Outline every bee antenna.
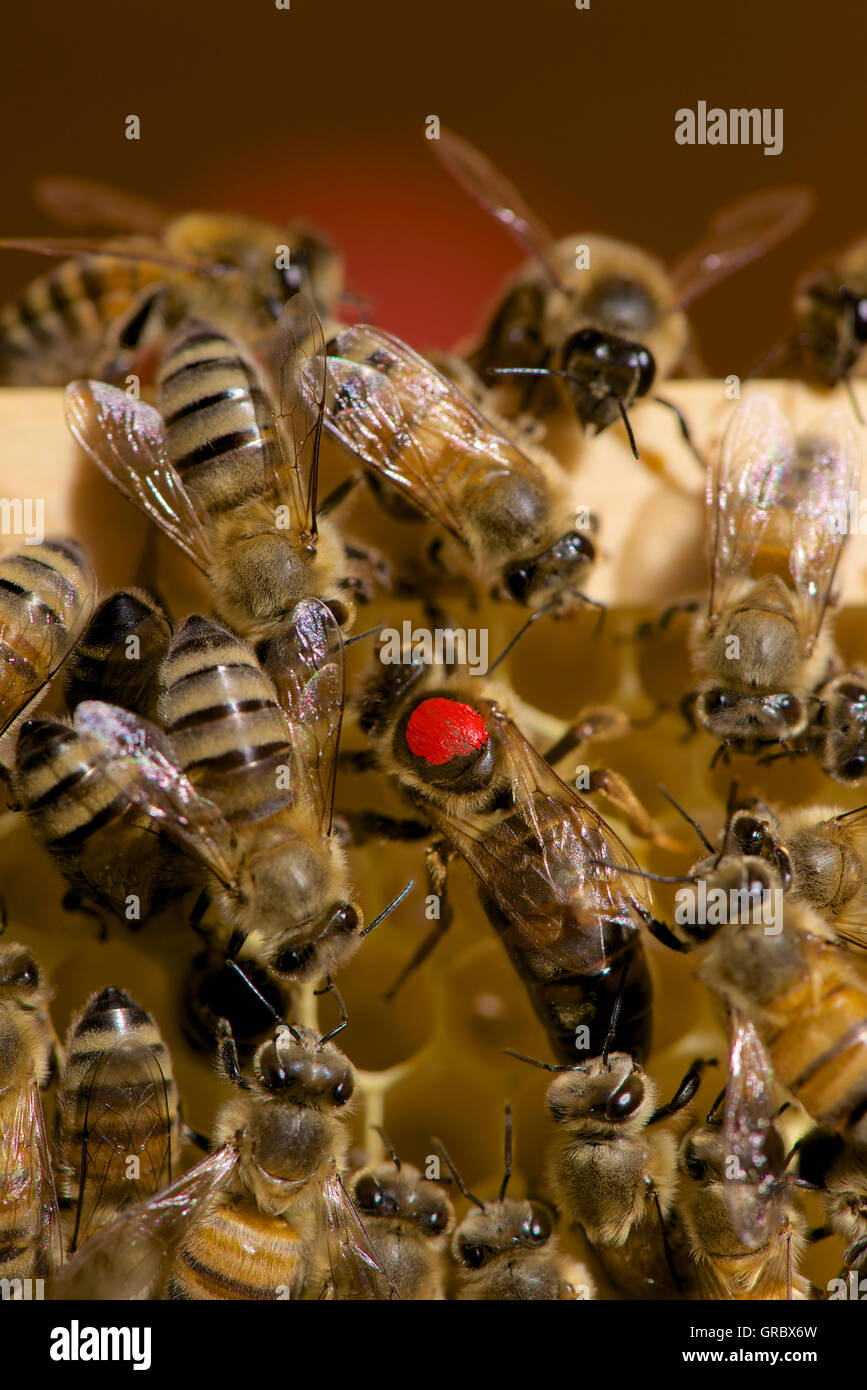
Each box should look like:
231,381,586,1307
503,1048,577,1072
432,1137,485,1210
225,960,302,1040
714,780,741,871
658,786,714,853
833,802,867,824
360,878,414,936
590,857,694,885
318,978,349,1044
372,1125,401,1170
487,600,559,675
499,1102,512,1202
601,964,629,1068
706,1085,727,1124
345,622,386,648
615,398,640,461
0,892,6,938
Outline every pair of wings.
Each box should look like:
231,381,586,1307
324,325,541,552
0,566,96,738
1,1076,63,1278
432,127,813,307
67,1034,176,1255
706,394,860,644
718,1008,795,1295
65,296,326,574
422,703,652,965
52,1147,397,1301
65,606,344,891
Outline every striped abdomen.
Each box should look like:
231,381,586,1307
158,615,293,828
14,716,174,918
157,320,279,519
54,986,180,1249
0,254,167,385
167,1195,313,1300
762,935,867,1146
64,588,172,721
0,539,94,735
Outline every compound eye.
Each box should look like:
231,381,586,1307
684,1144,707,1181
422,1203,449,1235
522,1204,551,1244
604,1071,646,1120
568,326,610,363
257,1042,289,1090
272,944,314,978
353,1174,384,1212
776,695,802,726
843,754,867,782
506,563,534,602
10,962,38,990
459,1242,487,1270
331,1072,354,1107
324,599,350,628
329,902,358,936
735,817,765,855
703,690,734,715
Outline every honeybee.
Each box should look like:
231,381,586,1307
348,1135,455,1299
512,1049,712,1299
0,174,342,385
0,538,95,745
53,986,181,1253
687,394,859,755
357,652,663,1064
0,940,63,1281
52,1020,397,1300
792,237,867,391
696,898,867,1147
811,668,867,785
432,128,811,443
65,301,373,645
324,326,596,613
676,1022,807,1300
13,703,196,925
64,588,172,721
718,798,867,950
796,1131,867,1286
434,1113,594,1300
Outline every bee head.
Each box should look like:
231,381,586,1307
558,326,656,431
253,1025,355,1110
546,1053,652,1131
503,530,595,609
453,1198,553,1270
693,688,807,745
817,676,867,785
351,1164,454,1241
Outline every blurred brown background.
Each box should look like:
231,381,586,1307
2,0,866,369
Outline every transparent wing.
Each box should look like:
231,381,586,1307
32,176,169,236
707,394,795,620
0,235,208,276
319,1171,399,1300
72,700,239,890
722,1010,787,1250
326,326,528,541
262,599,345,833
423,704,648,966
789,411,860,645
1,1077,63,1277
432,128,563,284
51,1143,238,1300
0,568,95,737
264,294,327,534
65,380,213,573
671,186,814,307
69,1036,175,1253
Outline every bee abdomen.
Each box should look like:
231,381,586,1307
64,589,172,718
167,1198,310,1300
159,617,290,818
14,718,131,852
157,322,277,516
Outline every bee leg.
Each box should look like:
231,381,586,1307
338,809,430,846
60,887,111,941
188,888,212,939
383,840,455,1000
643,914,691,954
543,704,631,766
646,1179,685,1294
585,767,687,853
635,601,700,642
317,470,365,518
214,1017,252,1090
182,1122,211,1153
648,1057,717,1124
653,395,705,470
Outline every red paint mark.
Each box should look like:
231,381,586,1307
405,698,489,766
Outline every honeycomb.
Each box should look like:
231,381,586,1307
1,378,865,1298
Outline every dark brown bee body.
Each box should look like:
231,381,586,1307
53,985,180,1251
0,538,95,737
64,588,172,720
